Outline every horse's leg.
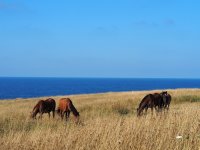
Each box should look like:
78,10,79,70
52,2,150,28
160,105,164,117
52,110,55,118
159,105,162,113
154,106,157,112
157,106,160,112
48,112,50,119
167,104,170,111
65,111,70,121
163,105,166,114
67,111,70,118
161,104,164,112
65,112,67,121
165,104,169,113
155,106,158,112
145,107,148,115
39,112,43,119
61,111,64,120
151,106,154,115
158,106,162,115
155,106,159,116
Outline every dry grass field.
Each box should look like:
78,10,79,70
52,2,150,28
1,89,200,150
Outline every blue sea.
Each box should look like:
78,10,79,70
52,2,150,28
0,77,200,99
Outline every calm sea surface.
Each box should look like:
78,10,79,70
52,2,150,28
0,77,200,99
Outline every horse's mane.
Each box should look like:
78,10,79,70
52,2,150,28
139,94,151,106
142,94,151,100
32,100,44,111
69,101,79,117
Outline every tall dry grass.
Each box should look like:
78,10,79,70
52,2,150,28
0,89,200,150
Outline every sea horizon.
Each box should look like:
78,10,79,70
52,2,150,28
1,76,200,79
1,77,200,100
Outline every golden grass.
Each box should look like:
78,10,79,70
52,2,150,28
1,89,200,150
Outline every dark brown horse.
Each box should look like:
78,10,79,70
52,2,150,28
57,98,79,122
31,98,56,119
137,94,155,116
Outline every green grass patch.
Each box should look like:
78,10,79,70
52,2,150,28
173,95,200,104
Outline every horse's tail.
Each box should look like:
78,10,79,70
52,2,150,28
69,101,79,117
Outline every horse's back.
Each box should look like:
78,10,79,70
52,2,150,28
45,98,56,109
58,98,71,112
46,98,56,103
143,94,154,102
153,93,162,99
39,98,56,112
33,100,44,110
153,93,163,104
139,94,154,108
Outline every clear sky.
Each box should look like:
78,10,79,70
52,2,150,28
0,0,200,78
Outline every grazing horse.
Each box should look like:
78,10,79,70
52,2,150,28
57,98,80,122
31,98,56,119
137,94,155,116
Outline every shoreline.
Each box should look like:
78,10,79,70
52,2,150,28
1,88,199,101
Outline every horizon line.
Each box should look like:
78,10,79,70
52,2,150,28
0,76,200,79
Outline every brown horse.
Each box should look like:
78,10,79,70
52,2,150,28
137,94,155,116
57,98,79,122
31,98,56,119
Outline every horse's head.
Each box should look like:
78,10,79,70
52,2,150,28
73,112,80,123
30,111,35,119
75,111,80,117
160,91,168,97
136,108,141,116
30,109,37,119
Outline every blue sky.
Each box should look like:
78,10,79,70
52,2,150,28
0,0,200,78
